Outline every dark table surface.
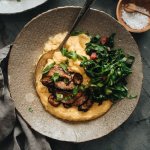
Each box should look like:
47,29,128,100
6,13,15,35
0,0,150,150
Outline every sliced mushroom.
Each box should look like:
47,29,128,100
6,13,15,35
73,94,88,106
47,65,71,80
48,94,60,107
62,98,75,104
78,99,93,112
73,73,83,85
41,77,52,86
73,92,83,100
63,103,72,108
55,90,75,104
55,81,75,90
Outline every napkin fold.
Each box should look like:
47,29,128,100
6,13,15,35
0,45,52,150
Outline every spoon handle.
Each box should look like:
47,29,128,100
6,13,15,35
58,0,96,50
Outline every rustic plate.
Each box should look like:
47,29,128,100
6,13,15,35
8,7,143,142
0,0,47,14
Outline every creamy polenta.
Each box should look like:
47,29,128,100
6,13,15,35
35,33,113,121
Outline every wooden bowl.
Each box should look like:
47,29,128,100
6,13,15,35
116,0,150,33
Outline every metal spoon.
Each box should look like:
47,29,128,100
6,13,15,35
37,0,96,66
124,3,150,17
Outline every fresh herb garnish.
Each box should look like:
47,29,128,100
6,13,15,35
63,96,72,101
73,86,79,96
42,62,55,74
127,94,137,99
61,48,78,60
77,55,88,61
61,48,88,61
28,107,33,113
51,73,60,82
79,84,86,91
59,62,68,72
56,93,64,101
64,78,70,84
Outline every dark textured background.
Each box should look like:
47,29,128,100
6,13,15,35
0,0,150,149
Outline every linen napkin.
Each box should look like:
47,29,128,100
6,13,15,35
0,45,52,150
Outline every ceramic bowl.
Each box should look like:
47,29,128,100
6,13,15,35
8,6,143,142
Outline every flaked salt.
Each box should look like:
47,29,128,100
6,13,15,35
121,6,150,29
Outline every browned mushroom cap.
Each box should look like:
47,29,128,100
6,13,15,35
54,90,75,104
62,98,75,104
63,103,72,108
73,94,88,106
41,76,52,86
73,73,83,85
47,65,71,80
55,81,75,90
48,94,60,107
78,99,93,112
73,92,83,100
63,92,83,108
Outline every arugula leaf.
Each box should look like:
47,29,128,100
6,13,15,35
110,84,128,100
42,62,55,74
51,73,60,82
59,62,68,72
77,55,88,61
86,43,107,55
61,47,68,56
61,48,88,61
105,88,112,95
90,35,100,43
79,33,135,102
68,51,78,60
61,48,78,60
107,33,116,48
126,55,135,67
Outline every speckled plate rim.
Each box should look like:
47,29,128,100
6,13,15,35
0,0,48,15
8,6,143,142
